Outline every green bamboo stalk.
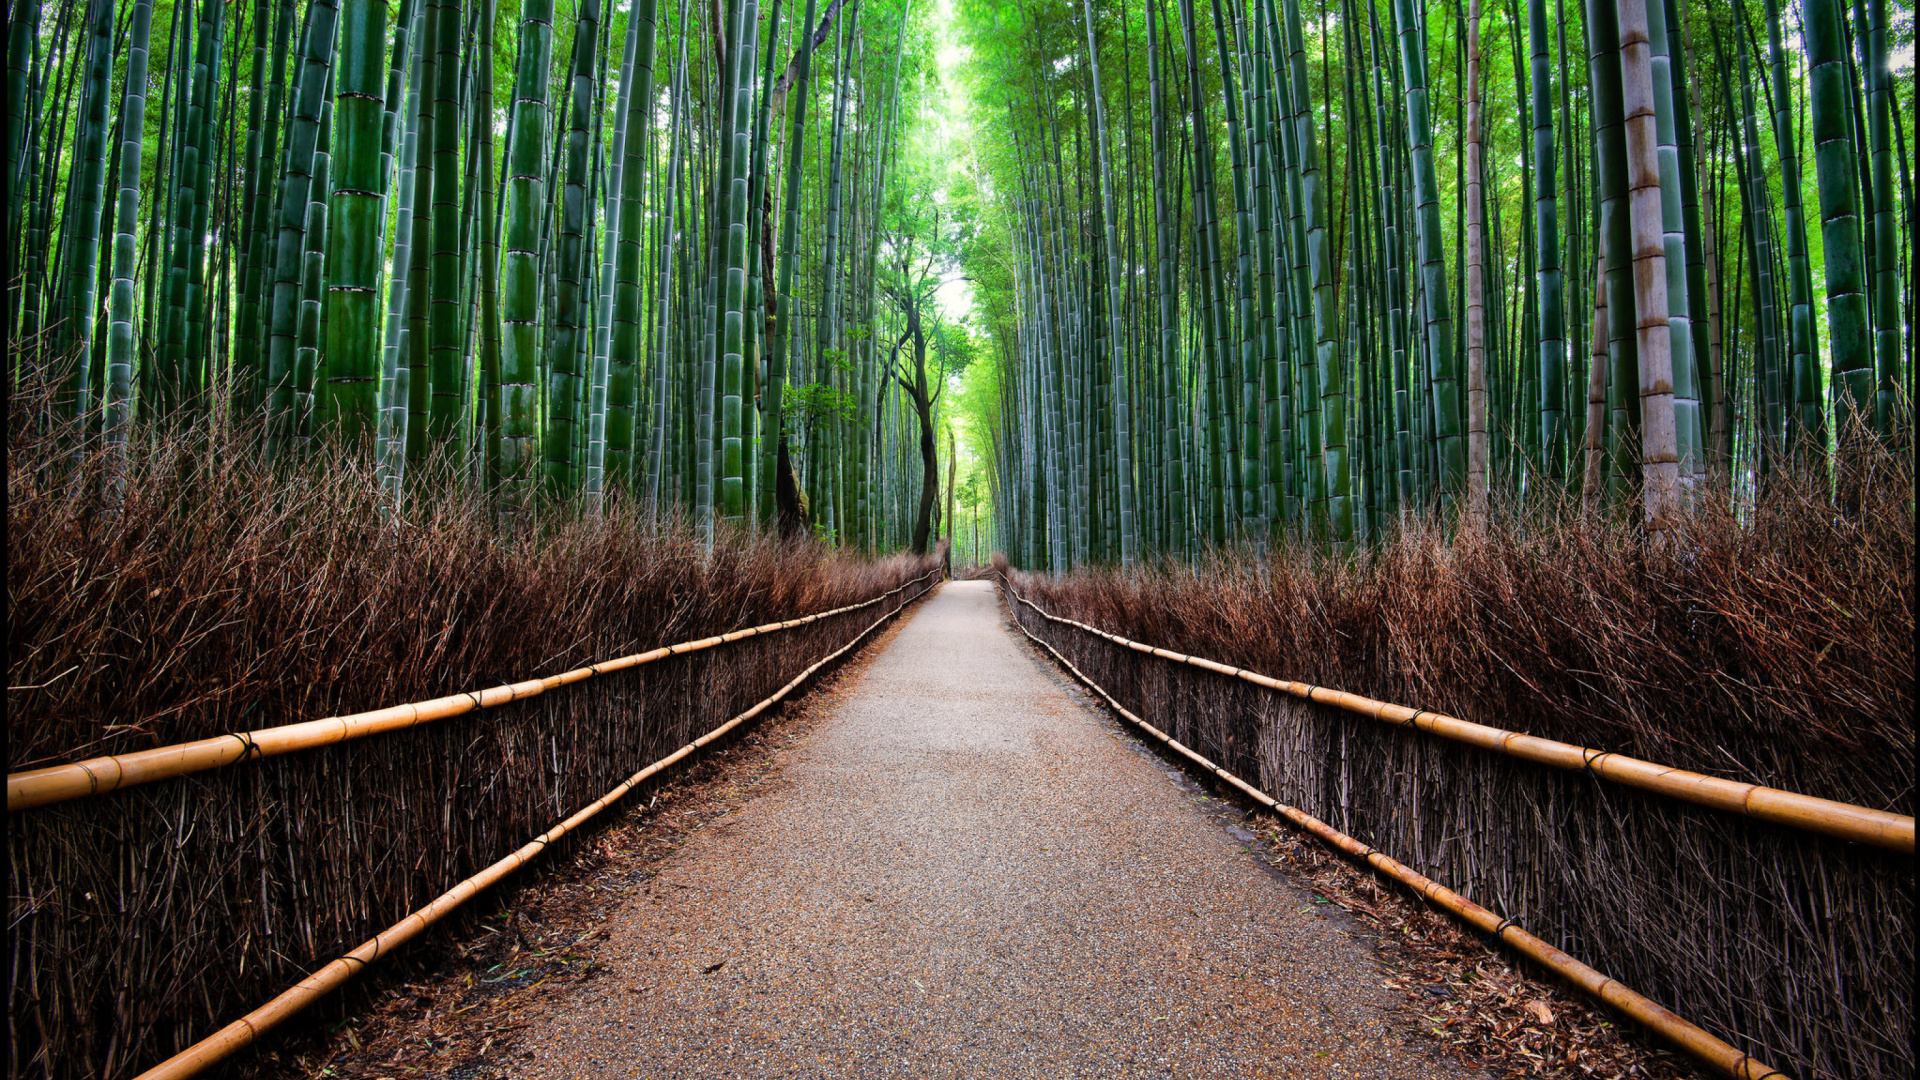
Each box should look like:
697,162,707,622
1587,0,1638,510
1283,0,1348,548
104,0,153,456
20,5,68,364
1208,0,1255,538
584,3,640,512
183,0,227,391
610,0,661,488
1393,0,1461,510
1083,0,1135,565
811,2,852,535
1665,0,1708,489
294,91,335,448
761,0,823,528
231,0,272,413
1763,0,1822,454
475,0,500,489
647,11,690,505
243,0,294,406
402,0,436,463
720,0,754,523
377,0,426,504
543,0,601,496
741,0,782,529
265,0,342,451
1863,0,1900,436
1805,0,1872,452
2,0,37,340
1146,0,1186,560
1529,0,1563,483
1251,0,1289,532
60,0,112,420
321,0,391,439
497,0,555,511
427,0,464,446
159,0,210,405
1178,0,1230,545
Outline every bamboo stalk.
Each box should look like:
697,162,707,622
1005,592,1784,1080
1001,580,1913,854
8,570,942,812
128,572,941,1080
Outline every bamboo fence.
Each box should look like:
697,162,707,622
1000,576,1911,1079
1002,586,1913,853
8,575,941,813
8,564,939,1079
1008,597,1781,1080
127,570,941,1080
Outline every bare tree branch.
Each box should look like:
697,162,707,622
766,0,856,125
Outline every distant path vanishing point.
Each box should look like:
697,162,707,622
516,580,1469,1079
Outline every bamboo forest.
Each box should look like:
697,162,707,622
6,0,1912,1075
4,0,1915,558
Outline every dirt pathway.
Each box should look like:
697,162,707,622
512,580,1468,1079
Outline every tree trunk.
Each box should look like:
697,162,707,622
909,315,939,556
776,432,811,539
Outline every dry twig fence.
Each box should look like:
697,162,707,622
8,575,940,812
8,567,940,1080
1000,576,1912,1080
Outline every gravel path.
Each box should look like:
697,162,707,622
516,580,1470,1079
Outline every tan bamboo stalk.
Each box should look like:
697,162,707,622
1617,0,1680,529
129,573,941,1080
1001,581,1914,854
1464,0,1489,528
1582,254,1610,515
1007,605,1782,1080
9,571,943,812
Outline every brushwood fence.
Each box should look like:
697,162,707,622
1001,577,1912,1080
8,564,938,1080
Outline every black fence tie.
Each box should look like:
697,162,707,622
1483,914,1524,949
1581,748,1614,783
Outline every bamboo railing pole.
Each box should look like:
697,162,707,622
9,570,942,813
1005,594,1783,1080
130,574,941,1080
998,583,1912,854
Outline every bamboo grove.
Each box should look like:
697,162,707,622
3,0,985,553
953,0,1915,569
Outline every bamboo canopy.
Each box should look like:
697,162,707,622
8,571,942,813
1004,581,1913,854
127,572,940,1080
1006,580,1783,1080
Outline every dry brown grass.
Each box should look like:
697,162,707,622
7,385,937,1079
1000,453,1913,1079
